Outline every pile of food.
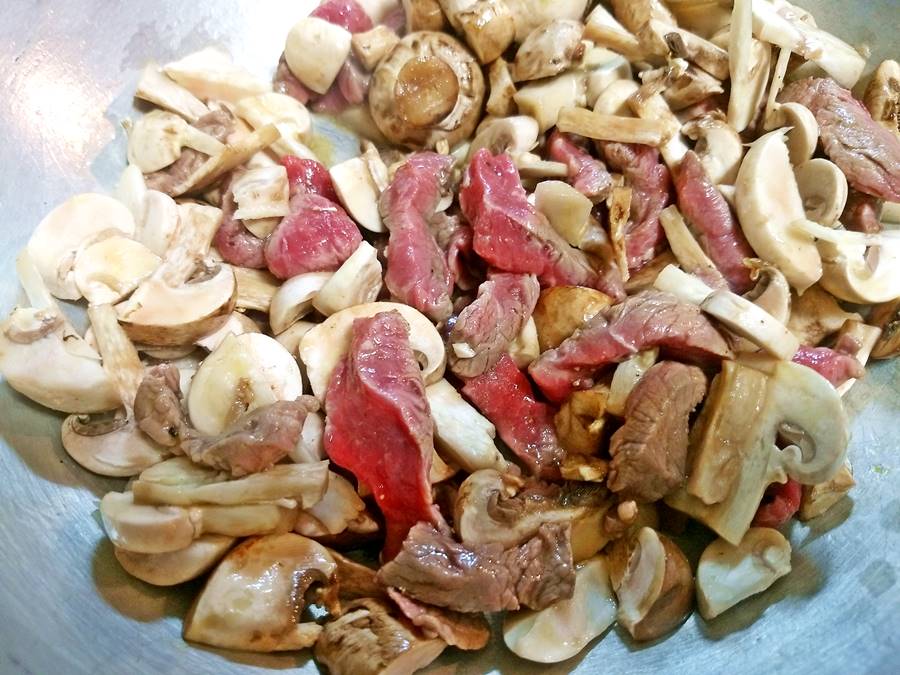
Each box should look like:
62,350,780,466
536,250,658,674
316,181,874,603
2,0,899,671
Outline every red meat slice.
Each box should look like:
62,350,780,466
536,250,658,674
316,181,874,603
842,190,883,234
599,142,673,272
675,151,755,293
460,150,623,299
311,0,373,33
462,354,565,477
780,78,900,202
265,192,362,279
381,152,456,321
547,131,612,202
753,479,802,528
281,156,339,202
430,212,476,290
792,345,864,388
213,187,266,269
529,290,732,402
324,311,443,560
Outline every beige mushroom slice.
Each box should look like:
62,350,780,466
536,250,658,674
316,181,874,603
609,0,675,34
508,316,540,368
534,180,594,248
611,527,694,641
268,274,331,336
164,47,271,104
114,534,235,586
658,206,727,288
132,458,329,508
728,0,772,133
558,107,675,148
607,348,659,417
425,379,507,473
799,461,855,520
369,31,485,149
139,190,180,256
504,556,617,663
697,527,792,620
135,62,209,123
683,114,744,185
330,157,385,233
0,253,119,413
655,265,800,360
73,236,161,305
231,165,290,221
486,58,517,117
744,260,792,325
312,242,384,317
514,72,586,133
439,0,515,64
295,472,367,537
115,164,148,226
26,193,136,300
229,266,278,314
187,332,303,435
751,0,865,88
402,0,447,32
640,20,730,81
468,115,539,163
184,534,336,652
506,0,589,42
512,19,584,82
627,91,689,170
100,490,298,554
300,302,446,400
593,78,639,118
735,129,822,293
788,285,861,347
667,358,849,544
667,0,732,39
583,4,644,62
764,102,820,166
233,92,316,160
315,598,447,674
275,321,318,359
127,110,225,174
195,311,260,352
352,25,400,71
793,158,848,227
581,46,633,108
864,59,900,136
291,410,326,464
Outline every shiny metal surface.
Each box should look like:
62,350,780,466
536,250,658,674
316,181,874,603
0,1,897,673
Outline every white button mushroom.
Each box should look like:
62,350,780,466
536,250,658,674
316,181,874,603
268,273,332,336
231,165,290,221
508,0,590,43
735,129,822,293
728,0,773,133
683,114,745,185
486,58,517,117
793,158,848,227
187,332,304,435
439,0,515,65
697,527,792,620
299,302,446,401
135,62,210,123
194,311,260,352
607,348,659,417
329,157,385,233
515,72,586,133
503,556,617,663
798,461,856,521
275,320,318,357
290,410,326,464
138,190,180,257
233,92,316,160
533,180,593,247
114,164,148,226
114,534,235,586
73,236,161,305
163,47,271,104
284,17,353,95
295,472,367,537
312,242,384,317
593,78,640,117
507,316,540,368
512,19,585,82
351,25,401,71
764,102,820,166
127,110,225,174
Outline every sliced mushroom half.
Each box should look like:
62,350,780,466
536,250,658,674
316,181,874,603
764,102,820,166
794,158,848,227
163,47,271,104
127,110,225,174
114,534,235,586
73,235,161,305
312,242,384,317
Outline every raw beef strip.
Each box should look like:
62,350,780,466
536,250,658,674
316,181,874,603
213,187,266,269
312,0,373,32
547,130,613,201
281,156,339,201
753,479,802,528
792,345,864,388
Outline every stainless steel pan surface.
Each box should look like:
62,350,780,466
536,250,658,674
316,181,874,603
0,1,897,673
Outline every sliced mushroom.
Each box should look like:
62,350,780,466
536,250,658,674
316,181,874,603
184,534,336,651
534,180,593,248
233,92,316,160
558,107,675,148
611,527,694,641
73,236,161,305
164,47,271,104
115,164,148,226
864,59,899,137
486,58,517,117
291,410,326,464
312,242,383,317
683,113,744,185
735,129,821,293
403,0,447,32
658,206,727,289
607,348,659,417
798,461,855,520
793,159,848,227
594,78,640,116
314,598,447,675
231,165,289,221
667,358,849,544
697,527,792,620
187,332,303,435
728,0,772,133
26,193,136,300
609,0,675,34
508,316,539,368
195,311,260,352
425,379,507,473
233,266,280,313
275,320,317,359
514,72,586,133
352,25,401,71
299,302,446,400
330,156,385,233
640,20,730,81
583,4,644,62
627,91,689,170
114,534,235,586
532,285,612,351
787,285,861,347
369,31,485,149
127,110,225,174
135,62,209,123
269,273,332,336
745,259,792,325
764,102,820,166
554,385,609,455
581,46,633,108
507,0,590,43
512,19,584,82
504,556,617,663
139,190,180,257
468,115,539,162
439,0,515,65
295,472,367,537
284,17,353,95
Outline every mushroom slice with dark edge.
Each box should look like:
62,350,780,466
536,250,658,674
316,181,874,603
314,598,447,675
369,31,485,149
184,534,337,651
114,534,235,586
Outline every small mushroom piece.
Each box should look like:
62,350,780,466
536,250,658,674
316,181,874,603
764,102,820,166
232,266,279,313
115,164,148,226
508,316,540,368
627,91,689,170
369,31,485,149
439,0,515,65
514,72,586,133
284,18,353,95
611,527,694,641
788,285,861,347
195,311,260,352
114,534,235,586
864,59,900,136
593,78,640,117
312,242,384,316
583,4,644,62
139,190,180,256
640,20,730,81
486,58,517,117
581,46,633,108
512,19,585,82
798,461,855,520
300,302,446,400
184,534,336,652
735,129,822,293
330,157,385,233
73,236,161,305
314,598,447,675
187,333,303,435
402,0,447,32
425,379,507,473
269,273,332,335
727,0,772,133
233,92,315,160
532,285,613,351
230,166,290,221
558,107,675,148
697,527,792,620
295,472,367,537
683,113,744,185
135,62,209,123
609,0,675,34
534,180,593,248
607,349,659,417
127,110,225,174
658,206,727,289
163,47,271,104
870,298,900,359
507,0,590,43
554,384,609,456
793,158,848,227
26,193,136,300
352,25,401,72
468,115,539,162
291,410,326,464
503,556,618,663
